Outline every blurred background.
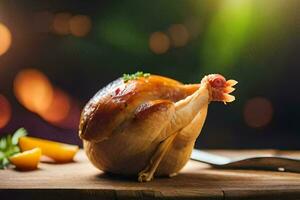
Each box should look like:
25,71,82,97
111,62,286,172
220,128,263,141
0,0,299,149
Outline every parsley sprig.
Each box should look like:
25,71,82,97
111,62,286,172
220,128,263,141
123,71,150,83
0,128,28,169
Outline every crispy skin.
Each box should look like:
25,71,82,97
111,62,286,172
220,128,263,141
79,75,198,142
79,74,236,180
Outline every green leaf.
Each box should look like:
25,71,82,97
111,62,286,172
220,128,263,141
0,157,10,169
0,138,7,150
11,146,20,154
0,161,4,169
12,128,28,145
122,71,151,83
2,157,9,168
6,135,12,149
0,128,29,169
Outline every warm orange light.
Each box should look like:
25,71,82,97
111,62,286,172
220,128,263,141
149,32,170,54
14,69,53,114
0,94,12,129
13,69,77,129
168,24,189,47
59,101,81,129
244,97,273,128
69,15,92,37
52,12,72,35
0,23,12,56
41,88,71,123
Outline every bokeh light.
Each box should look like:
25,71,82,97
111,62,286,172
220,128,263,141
201,0,253,72
168,24,189,47
40,88,71,123
13,69,77,129
0,23,12,56
244,97,273,128
14,69,54,114
0,0,297,149
69,15,92,37
52,12,72,35
149,32,170,54
58,101,81,129
0,95,12,129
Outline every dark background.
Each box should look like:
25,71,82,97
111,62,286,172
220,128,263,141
0,0,299,149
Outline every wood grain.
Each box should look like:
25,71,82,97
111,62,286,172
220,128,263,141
1,150,300,200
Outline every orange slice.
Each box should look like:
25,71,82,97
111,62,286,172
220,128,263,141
19,136,79,163
9,148,41,170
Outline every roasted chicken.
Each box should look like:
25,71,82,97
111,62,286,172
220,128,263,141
79,73,237,182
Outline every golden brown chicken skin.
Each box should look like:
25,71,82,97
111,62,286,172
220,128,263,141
79,74,237,182
79,75,198,142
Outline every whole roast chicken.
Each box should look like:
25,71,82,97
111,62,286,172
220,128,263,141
79,72,237,182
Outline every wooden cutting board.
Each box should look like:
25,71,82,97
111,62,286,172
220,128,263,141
1,150,300,200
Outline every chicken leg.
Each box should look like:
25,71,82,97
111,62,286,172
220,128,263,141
138,133,177,182
138,83,210,182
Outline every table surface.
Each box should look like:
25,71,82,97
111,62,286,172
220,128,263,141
1,149,300,200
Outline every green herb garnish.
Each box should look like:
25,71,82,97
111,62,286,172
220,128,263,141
0,128,28,169
123,71,151,83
